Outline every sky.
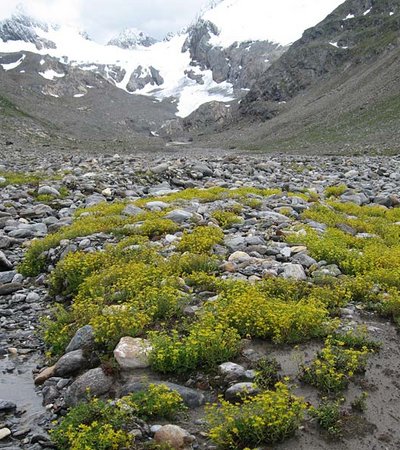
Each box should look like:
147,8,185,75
0,0,211,42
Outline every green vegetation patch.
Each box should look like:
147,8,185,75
0,171,63,187
300,334,373,394
206,382,306,449
51,384,186,450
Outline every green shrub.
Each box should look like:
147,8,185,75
209,281,332,344
149,318,241,374
71,261,186,348
50,397,133,450
206,382,306,449
310,399,343,438
171,253,220,275
351,392,368,412
120,384,187,420
254,357,281,390
138,218,179,238
41,304,75,356
301,337,372,393
324,184,347,198
0,171,63,187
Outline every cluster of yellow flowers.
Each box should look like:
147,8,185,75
51,385,185,450
211,210,243,229
206,382,307,449
301,336,372,393
177,226,224,253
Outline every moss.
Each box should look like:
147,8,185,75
0,171,63,187
324,184,348,198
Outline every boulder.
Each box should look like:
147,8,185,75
64,368,114,407
281,263,307,280
154,425,195,450
225,382,260,402
113,337,152,370
65,325,95,353
54,349,89,377
165,209,193,223
218,362,246,381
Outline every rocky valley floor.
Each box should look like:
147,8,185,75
1,146,400,450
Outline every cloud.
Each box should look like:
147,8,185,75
0,0,210,42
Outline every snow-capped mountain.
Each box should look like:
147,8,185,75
0,0,346,117
107,28,157,49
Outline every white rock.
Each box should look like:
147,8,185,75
281,263,307,280
228,251,251,262
154,424,195,449
102,188,112,197
219,362,246,379
38,185,60,196
0,428,11,440
113,337,152,369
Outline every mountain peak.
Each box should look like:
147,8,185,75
107,28,157,49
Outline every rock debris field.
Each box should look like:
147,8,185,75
1,147,400,450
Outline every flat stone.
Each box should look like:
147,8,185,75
0,283,22,296
165,209,193,223
151,163,169,174
35,366,56,386
225,382,260,402
0,271,16,284
38,186,60,197
225,236,246,251
0,400,17,412
122,204,144,217
258,211,289,225
114,337,152,370
145,201,169,211
291,253,317,268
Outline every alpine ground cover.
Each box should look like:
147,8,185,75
20,186,395,448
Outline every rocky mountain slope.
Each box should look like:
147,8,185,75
0,0,345,133
186,0,400,153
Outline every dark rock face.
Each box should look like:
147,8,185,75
183,100,233,132
126,65,165,92
239,0,400,119
0,13,56,50
182,19,285,88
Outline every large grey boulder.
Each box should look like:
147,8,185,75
65,368,114,406
65,325,95,353
54,349,89,377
